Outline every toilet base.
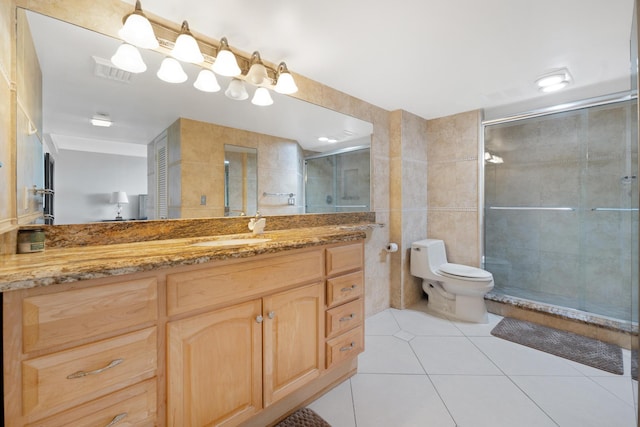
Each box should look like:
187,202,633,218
422,281,489,323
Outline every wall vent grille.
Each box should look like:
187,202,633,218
92,56,133,83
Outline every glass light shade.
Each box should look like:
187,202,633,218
157,57,188,83
193,69,221,92
118,5,158,49
251,87,273,106
246,62,268,85
225,78,249,100
212,50,241,76
111,43,147,73
172,32,204,63
274,70,298,94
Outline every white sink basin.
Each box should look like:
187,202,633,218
191,238,271,247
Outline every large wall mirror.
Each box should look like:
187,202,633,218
18,9,373,224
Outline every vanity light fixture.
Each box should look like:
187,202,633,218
157,57,188,83
225,78,249,100
274,62,298,94
193,69,221,92
251,87,274,106
172,21,204,63
535,68,572,93
91,114,113,127
118,0,158,49
246,51,269,85
110,43,147,73
212,37,241,76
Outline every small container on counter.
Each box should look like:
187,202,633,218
17,229,46,253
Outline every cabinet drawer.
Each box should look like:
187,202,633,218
326,271,363,308
326,243,363,277
23,278,158,353
325,326,364,369
22,327,157,419
167,249,323,316
26,379,157,427
326,298,363,339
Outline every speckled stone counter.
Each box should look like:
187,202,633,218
0,224,375,292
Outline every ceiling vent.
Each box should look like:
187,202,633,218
92,56,133,83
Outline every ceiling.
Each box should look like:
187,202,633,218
121,0,636,120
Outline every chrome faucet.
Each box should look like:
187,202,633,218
248,211,266,235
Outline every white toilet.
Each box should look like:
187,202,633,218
410,239,494,323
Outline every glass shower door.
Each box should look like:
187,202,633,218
484,99,638,326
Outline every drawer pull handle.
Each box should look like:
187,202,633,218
105,412,128,427
268,311,276,319
66,358,124,379
339,313,355,322
256,315,264,323
341,285,357,292
340,341,356,352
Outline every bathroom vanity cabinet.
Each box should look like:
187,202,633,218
2,239,365,427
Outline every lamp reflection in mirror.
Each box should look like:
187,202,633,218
118,0,158,49
251,87,273,106
157,57,188,83
111,43,147,73
274,62,298,94
110,191,129,220
172,21,204,63
246,51,268,85
194,69,221,92
225,78,249,100
212,37,241,76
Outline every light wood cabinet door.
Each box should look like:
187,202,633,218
263,282,324,406
167,299,263,427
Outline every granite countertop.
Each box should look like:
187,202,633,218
0,225,371,292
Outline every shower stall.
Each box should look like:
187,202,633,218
483,97,638,329
305,147,370,213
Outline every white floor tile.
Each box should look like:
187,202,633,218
590,376,637,407
512,375,637,427
351,374,455,427
357,335,425,374
307,380,356,427
364,309,400,335
470,336,584,376
448,312,503,337
431,375,557,427
410,336,503,375
390,307,463,337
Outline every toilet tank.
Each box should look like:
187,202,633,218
410,239,448,278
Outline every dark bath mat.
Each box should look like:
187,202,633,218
274,408,332,427
632,349,637,381
491,317,623,375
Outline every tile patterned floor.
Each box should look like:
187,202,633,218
308,300,638,427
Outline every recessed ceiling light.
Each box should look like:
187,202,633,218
535,68,572,93
91,114,112,127
318,137,329,142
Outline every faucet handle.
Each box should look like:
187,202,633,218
255,210,262,219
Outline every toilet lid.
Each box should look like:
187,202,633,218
438,263,493,280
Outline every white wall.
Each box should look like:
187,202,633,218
54,150,147,224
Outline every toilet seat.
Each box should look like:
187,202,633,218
437,263,493,281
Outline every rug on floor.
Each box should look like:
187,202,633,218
274,408,331,427
491,317,623,375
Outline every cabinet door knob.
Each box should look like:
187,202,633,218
66,358,124,379
256,315,264,323
105,412,128,427
268,311,276,319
